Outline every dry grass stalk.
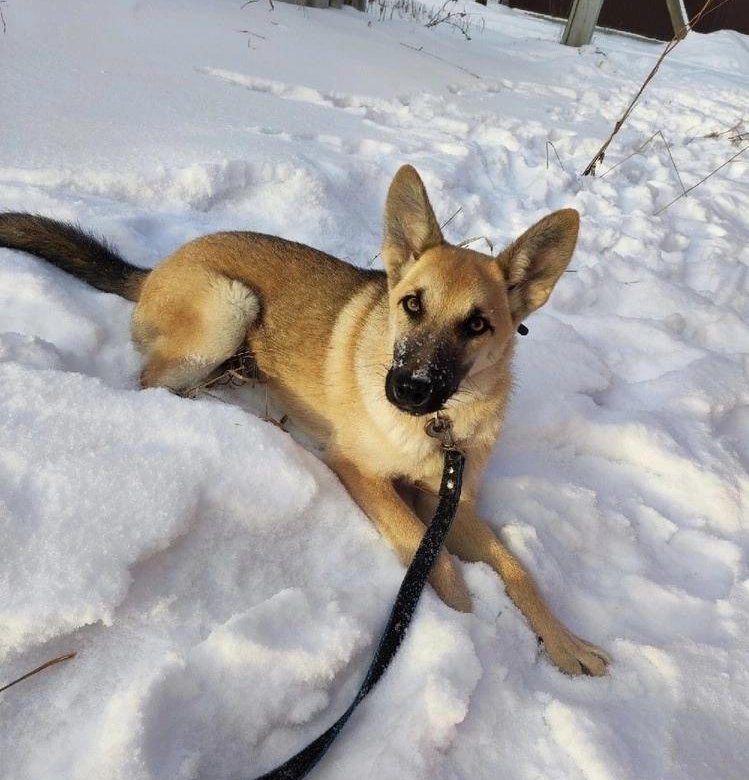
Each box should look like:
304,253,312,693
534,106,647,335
370,0,483,38
398,42,482,80
601,129,687,195
458,235,495,253
546,141,566,172
184,349,289,430
424,0,484,40
367,206,463,267
237,28,268,49
184,349,263,398
371,0,427,23
655,144,747,215
0,653,77,694
704,120,747,145
581,0,733,176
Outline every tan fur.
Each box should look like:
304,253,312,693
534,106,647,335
1,166,609,676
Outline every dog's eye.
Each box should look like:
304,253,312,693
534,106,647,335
465,315,490,337
402,294,422,316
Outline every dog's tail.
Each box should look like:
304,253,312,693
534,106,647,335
0,213,149,301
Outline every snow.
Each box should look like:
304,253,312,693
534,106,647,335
1,1,748,779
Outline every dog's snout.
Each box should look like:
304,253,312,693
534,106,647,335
391,371,432,409
385,366,446,415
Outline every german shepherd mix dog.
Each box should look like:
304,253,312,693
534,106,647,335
0,166,609,675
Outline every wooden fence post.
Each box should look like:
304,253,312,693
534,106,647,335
561,0,604,47
665,0,689,38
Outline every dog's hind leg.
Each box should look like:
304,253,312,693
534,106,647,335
133,273,260,392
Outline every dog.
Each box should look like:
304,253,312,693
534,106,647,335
0,165,609,675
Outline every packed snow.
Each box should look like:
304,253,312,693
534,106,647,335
1,1,748,779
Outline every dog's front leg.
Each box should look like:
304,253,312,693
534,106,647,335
451,501,609,675
328,454,472,613
416,494,609,676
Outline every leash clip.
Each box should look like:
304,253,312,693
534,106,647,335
425,412,460,452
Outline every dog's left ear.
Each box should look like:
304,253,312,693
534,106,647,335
497,208,579,324
382,165,443,286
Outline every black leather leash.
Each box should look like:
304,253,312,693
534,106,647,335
255,415,465,780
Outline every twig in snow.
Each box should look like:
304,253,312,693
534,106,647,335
458,235,494,254
370,0,428,24
366,206,464,267
264,385,288,430
655,145,747,215
545,141,566,172
0,2,7,34
704,119,747,146
705,120,742,139
440,206,463,231
0,653,77,694
658,131,687,195
242,0,274,9
601,129,686,196
399,42,482,80
424,0,483,41
183,350,288,428
183,349,263,397
237,28,267,48
238,29,267,40
581,0,731,176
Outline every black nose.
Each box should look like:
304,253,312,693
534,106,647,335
390,370,432,410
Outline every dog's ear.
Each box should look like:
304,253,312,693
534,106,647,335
497,209,579,324
382,165,443,285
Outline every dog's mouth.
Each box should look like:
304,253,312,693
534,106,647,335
384,366,458,416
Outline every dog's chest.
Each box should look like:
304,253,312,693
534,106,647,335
356,414,444,483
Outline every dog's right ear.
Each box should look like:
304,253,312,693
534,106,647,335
382,165,443,286
496,208,579,325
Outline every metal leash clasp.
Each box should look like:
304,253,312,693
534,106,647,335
425,411,460,452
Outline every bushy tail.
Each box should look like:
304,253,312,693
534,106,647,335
0,213,149,301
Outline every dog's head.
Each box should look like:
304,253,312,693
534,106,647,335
381,165,579,416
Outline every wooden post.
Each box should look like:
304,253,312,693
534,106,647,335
665,0,689,39
561,0,604,47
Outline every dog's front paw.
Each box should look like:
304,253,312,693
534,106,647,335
541,624,610,677
430,553,473,613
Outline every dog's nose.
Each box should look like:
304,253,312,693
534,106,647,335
391,371,432,409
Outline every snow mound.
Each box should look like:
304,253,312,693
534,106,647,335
1,1,748,779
